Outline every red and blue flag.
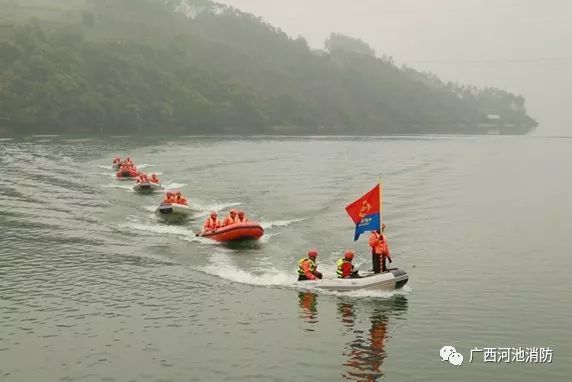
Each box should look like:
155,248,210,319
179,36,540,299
345,184,382,241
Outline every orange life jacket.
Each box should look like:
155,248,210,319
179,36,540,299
204,217,220,230
369,232,390,256
175,196,187,205
223,215,238,226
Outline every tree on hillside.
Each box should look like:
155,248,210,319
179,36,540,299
324,33,376,56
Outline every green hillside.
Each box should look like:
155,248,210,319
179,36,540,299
0,0,538,135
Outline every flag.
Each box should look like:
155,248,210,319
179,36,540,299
345,184,382,241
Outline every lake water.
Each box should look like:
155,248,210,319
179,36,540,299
1,135,570,381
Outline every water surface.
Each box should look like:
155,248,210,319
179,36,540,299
1,135,570,381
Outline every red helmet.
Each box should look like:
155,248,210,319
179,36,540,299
344,251,354,260
308,249,318,258
210,211,217,217
238,210,245,217
230,209,237,215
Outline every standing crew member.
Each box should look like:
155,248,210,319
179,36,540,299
368,224,391,273
336,250,359,278
297,249,323,281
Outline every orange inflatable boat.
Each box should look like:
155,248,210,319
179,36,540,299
197,222,264,242
116,169,139,179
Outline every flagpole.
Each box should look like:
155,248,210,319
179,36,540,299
377,176,383,231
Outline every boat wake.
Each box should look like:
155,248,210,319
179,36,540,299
97,172,120,178
258,233,279,243
102,183,133,190
120,222,194,237
143,205,158,212
260,217,307,230
163,182,186,190
191,201,242,217
199,259,295,287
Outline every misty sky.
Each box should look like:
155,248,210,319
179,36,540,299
219,0,572,135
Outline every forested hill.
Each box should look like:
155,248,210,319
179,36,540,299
0,0,537,136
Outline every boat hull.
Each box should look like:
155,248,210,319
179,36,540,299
154,203,193,223
198,222,264,242
301,269,408,292
155,203,192,215
133,182,163,193
116,170,138,180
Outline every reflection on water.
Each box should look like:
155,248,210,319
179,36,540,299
298,293,408,381
298,292,319,329
340,296,408,381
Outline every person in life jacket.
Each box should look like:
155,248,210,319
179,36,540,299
163,192,175,204
150,174,160,184
297,249,323,281
117,165,130,177
113,156,121,164
203,211,221,231
368,224,391,273
174,192,188,205
222,209,238,226
336,250,360,278
236,210,247,223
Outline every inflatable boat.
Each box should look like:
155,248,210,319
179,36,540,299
301,269,408,292
133,181,163,193
197,222,264,242
116,169,139,180
155,202,192,221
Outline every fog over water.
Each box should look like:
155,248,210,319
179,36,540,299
220,0,572,135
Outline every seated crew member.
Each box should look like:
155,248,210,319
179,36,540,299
203,211,221,231
113,156,121,164
297,249,323,281
163,192,175,204
150,174,160,184
174,192,188,205
222,209,238,227
236,210,247,223
336,250,360,278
